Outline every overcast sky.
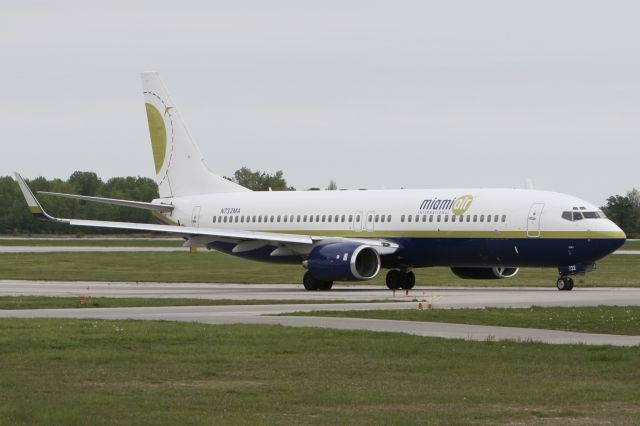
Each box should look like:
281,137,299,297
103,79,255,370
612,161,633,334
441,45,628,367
3,1,638,205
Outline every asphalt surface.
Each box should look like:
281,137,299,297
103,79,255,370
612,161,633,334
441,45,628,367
1,281,640,346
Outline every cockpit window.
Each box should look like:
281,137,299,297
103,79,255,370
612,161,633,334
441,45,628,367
562,210,604,221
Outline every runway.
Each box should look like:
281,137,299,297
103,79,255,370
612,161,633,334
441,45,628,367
1,281,639,346
1,302,639,347
2,280,640,307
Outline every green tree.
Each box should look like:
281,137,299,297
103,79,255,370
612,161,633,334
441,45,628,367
228,167,295,191
602,188,640,238
68,171,102,196
3,173,161,235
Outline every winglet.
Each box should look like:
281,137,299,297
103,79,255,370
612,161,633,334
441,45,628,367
14,173,67,223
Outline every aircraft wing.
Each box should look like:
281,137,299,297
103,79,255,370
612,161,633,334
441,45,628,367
38,191,174,212
15,173,398,255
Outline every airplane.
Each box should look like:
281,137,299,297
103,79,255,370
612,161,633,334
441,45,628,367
15,72,626,291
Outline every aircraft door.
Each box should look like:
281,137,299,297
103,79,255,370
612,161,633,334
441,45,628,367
527,203,544,237
191,206,201,227
365,211,375,232
353,211,364,232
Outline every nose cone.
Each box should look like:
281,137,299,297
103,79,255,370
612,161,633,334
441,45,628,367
603,219,626,253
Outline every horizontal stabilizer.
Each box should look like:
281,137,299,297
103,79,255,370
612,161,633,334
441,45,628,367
38,191,174,212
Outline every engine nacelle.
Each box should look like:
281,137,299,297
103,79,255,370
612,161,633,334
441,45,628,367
451,267,519,280
306,243,381,282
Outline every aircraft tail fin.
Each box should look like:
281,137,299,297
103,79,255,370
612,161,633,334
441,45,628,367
141,72,250,198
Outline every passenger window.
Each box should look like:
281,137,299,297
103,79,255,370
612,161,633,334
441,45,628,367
401,215,405,222
444,215,449,222
375,215,379,222
322,215,326,222
341,215,346,222
436,215,441,222
429,215,433,222
277,215,281,222
335,215,339,222
316,215,320,222
236,216,240,223
473,215,478,222
241,216,245,223
213,217,217,223
494,215,498,222
303,215,307,222
501,215,506,222
487,215,491,223
328,215,332,223
349,215,353,222
480,215,484,222
408,215,412,223
452,215,456,222
422,215,427,222
415,215,419,222
309,215,314,223
387,215,391,222
466,215,471,222
380,215,385,223
290,215,294,222
356,215,360,222
283,215,287,223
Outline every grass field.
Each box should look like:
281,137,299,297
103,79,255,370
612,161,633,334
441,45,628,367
290,306,640,335
0,319,638,425
0,296,372,310
0,250,638,286
622,240,640,250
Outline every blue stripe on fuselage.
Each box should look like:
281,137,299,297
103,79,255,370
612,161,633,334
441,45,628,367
208,238,625,269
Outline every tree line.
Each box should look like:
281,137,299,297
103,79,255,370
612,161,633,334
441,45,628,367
1,169,638,237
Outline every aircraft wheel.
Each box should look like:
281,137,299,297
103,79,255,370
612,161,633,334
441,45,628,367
318,280,334,291
386,270,402,290
303,272,319,291
401,271,416,290
566,277,574,290
556,277,573,291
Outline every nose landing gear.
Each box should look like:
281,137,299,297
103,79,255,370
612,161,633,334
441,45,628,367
556,276,574,291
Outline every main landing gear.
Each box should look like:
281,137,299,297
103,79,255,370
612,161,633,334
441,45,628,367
303,271,333,291
386,269,415,290
556,276,574,291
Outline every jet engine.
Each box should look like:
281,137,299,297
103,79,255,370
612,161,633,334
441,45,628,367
450,267,519,279
306,243,380,282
